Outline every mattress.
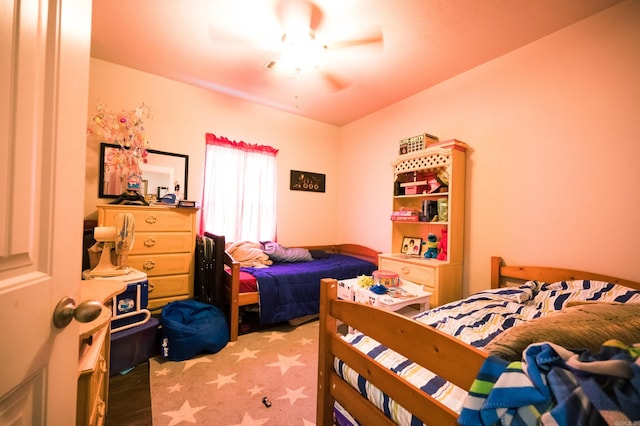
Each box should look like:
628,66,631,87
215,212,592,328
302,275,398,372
239,271,258,293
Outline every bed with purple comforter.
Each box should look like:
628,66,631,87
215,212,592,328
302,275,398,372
242,253,377,325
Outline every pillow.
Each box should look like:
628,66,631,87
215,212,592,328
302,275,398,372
262,241,313,262
532,280,640,312
309,249,330,259
484,303,640,362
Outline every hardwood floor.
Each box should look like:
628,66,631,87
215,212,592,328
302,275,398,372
106,361,153,425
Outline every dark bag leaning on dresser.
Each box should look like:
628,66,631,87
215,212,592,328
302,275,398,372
194,233,225,307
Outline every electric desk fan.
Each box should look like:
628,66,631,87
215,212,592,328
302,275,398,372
88,213,135,277
85,213,151,332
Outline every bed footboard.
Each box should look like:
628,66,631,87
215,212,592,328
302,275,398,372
317,278,487,426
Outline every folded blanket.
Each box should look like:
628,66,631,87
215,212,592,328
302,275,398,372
225,241,272,268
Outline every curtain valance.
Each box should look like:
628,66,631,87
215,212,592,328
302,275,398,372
205,133,278,156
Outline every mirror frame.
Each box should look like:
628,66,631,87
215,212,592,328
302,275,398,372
98,142,189,199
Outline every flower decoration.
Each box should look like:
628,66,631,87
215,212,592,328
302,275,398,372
89,102,152,176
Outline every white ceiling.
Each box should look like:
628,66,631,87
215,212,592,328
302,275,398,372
91,0,624,126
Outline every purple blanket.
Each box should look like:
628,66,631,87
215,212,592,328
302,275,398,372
242,254,377,325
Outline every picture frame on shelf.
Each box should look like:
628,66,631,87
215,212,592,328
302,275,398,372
401,237,422,255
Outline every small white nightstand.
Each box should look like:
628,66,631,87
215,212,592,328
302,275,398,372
339,278,432,315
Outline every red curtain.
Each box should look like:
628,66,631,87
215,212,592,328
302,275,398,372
205,133,279,156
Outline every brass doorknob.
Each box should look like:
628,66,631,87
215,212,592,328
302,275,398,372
52,296,102,329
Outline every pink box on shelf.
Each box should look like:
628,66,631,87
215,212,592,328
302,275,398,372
403,183,427,195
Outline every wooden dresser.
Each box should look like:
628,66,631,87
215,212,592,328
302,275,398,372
97,204,197,313
77,280,125,426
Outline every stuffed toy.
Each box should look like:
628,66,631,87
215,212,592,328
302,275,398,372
437,227,448,260
424,233,438,258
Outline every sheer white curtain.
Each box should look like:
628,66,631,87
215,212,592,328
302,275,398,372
200,134,278,242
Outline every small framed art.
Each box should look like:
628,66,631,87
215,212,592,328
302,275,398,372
290,170,326,193
401,237,422,255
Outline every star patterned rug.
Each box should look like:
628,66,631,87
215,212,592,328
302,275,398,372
149,320,319,426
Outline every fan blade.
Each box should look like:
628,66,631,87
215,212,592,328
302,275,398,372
276,0,324,32
321,71,349,92
325,33,384,49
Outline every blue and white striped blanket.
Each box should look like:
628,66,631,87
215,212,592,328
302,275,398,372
335,280,640,426
459,340,640,425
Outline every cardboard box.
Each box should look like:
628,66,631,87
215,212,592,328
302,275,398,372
337,278,357,301
354,287,380,307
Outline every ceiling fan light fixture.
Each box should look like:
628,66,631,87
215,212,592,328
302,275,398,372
273,28,326,73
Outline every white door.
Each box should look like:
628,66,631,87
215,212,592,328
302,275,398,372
0,0,91,424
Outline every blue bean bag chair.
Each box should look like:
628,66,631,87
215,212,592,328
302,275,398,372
160,299,229,361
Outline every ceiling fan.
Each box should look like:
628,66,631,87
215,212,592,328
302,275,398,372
211,0,384,91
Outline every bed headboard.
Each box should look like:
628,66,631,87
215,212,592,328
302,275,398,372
303,243,380,267
491,256,640,291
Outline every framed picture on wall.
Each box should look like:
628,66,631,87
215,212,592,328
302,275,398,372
290,170,326,193
401,237,422,255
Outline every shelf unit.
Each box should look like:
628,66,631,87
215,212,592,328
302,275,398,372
379,139,467,307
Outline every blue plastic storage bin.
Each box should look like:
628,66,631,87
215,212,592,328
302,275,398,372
110,317,159,375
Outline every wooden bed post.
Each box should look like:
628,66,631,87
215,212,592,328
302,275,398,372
224,252,241,341
490,256,502,288
317,278,338,426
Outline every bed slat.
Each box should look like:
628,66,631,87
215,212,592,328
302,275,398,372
329,373,397,426
317,278,485,426
331,335,459,425
331,299,487,391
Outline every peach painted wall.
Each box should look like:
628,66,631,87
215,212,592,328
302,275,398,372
85,1,639,296
339,0,640,294
85,59,340,246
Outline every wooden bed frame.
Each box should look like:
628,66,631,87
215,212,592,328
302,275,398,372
317,256,640,426
223,243,379,341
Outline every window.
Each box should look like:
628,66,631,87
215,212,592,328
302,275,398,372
201,134,278,242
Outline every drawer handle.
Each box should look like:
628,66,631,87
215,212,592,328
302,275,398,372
145,215,157,224
143,260,156,270
148,282,155,293
401,266,410,274
144,237,156,247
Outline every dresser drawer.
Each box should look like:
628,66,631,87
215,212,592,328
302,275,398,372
379,258,435,287
148,274,191,299
101,208,193,232
77,324,109,426
88,355,107,426
130,232,193,255
128,253,192,276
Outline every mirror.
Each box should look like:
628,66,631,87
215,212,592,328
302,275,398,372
99,143,189,200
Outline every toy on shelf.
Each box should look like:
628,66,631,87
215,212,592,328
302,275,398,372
437,227,448,261
424,233,438,259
